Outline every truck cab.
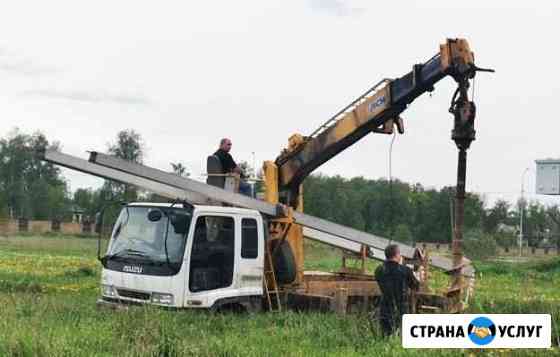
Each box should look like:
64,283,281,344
98,202,265,311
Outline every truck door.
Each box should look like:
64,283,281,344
237,216,264,292
188,214,236,293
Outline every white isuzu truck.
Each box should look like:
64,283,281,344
99,203,269,312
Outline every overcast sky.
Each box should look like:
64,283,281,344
2,0,559,206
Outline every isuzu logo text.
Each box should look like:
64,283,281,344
123,265,143,274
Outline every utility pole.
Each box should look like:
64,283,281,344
252,152,256,180
252,151,257,197
520,167,529,257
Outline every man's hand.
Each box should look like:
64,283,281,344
413,267,426,282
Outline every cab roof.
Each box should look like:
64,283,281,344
127,202,260,216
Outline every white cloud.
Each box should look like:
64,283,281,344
0,48,60,76
21,89,151,105
307,0,365,17
0,0,559,207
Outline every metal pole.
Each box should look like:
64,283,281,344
519,168,529,257
252,151,257,197
448,74,478,310
449,196,455,242
252,152,256,179
452,148,467,295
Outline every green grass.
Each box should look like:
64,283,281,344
0,235,559,356
0,234,102,256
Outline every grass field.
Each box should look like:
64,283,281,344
0,235,559,356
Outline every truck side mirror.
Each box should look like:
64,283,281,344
170,213,190,235
94,210,105,263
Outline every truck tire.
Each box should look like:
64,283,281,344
271,240,297,284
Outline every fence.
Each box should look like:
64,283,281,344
2,219,560,256
0,219,93,236
0,219,18,235
413,242,560,257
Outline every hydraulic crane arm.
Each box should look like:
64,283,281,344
275,39,490,193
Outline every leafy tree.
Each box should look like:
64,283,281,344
303,175,487,244
108,129,144,163
463,230,497,260
72,188,100,217
105,129,145,203
494,231,517,248
79,129,146,228
409,187,454,243
393,224,413,245
0,190,8,218
509,199,551,247
0,129,68,219
546,205,560,249
525,201,547,246
426,188,454,243
170,162,189,177
483,199,510,233
463,191,485,232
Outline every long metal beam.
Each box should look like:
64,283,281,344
89,151,281,217
89,151,414,255
295,211,416,257
303,227,386,261
43,150,210,204
88,150,472,275
303,226,473,277
43,150,472,276
299,211,472,276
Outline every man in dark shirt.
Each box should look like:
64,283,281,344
213,138,252,196
374,244,421,336
214,138,241,174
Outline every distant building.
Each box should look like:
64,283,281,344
497,223,517,235
71,205,85,223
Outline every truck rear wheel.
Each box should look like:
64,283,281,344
270,240,296,284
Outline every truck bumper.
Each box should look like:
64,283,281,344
96,298,131,311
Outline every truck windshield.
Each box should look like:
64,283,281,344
106,206,193,265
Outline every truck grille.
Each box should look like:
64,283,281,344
117,289,151,301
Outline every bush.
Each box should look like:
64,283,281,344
493,231,517,248
64,266,96,278
392,224,412,245
463,230,497,260
0,279,43,293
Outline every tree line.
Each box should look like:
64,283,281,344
0,128,184,223
303,175,559,249
1,128,559,249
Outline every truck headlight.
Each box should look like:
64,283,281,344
151,293,174,305
101,284,116,297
